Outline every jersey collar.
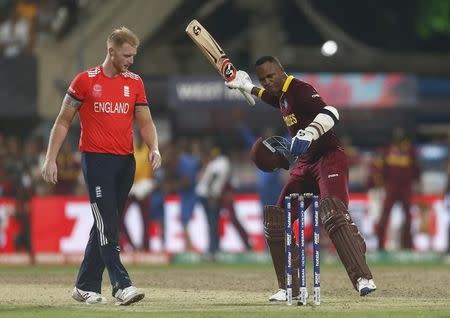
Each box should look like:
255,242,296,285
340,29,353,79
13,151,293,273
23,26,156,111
99,64,124,78
281,75,294,93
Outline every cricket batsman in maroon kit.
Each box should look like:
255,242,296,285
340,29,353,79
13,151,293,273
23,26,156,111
225,56,376,301
377,128,420,250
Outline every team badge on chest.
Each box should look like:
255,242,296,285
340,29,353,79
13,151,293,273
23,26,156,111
124,85,130,97
92,84,102,97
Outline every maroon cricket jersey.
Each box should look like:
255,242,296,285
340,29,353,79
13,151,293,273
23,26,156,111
381,141,419,191
260,76,342,162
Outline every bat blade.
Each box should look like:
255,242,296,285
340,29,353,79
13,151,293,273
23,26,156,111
185,19,255,105
185,19,237,82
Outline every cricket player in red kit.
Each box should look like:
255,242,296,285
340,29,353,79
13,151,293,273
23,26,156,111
42,27,161,305
226,56,376,301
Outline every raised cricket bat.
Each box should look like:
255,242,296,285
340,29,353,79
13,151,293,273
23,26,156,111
185,19,255,106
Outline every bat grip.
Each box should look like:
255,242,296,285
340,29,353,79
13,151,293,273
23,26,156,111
240,89,255,106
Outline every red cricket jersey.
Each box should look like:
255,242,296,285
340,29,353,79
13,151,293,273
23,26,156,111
67,65,148,155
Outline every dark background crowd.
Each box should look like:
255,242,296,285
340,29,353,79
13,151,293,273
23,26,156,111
0,0,449,254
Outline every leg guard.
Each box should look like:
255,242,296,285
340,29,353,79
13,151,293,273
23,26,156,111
320,197,372,290
264,205,299,296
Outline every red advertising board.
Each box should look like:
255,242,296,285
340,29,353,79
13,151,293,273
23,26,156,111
0,194,447,256
31,196,90,252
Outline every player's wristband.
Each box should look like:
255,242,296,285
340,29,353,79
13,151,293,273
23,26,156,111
257,88,265,98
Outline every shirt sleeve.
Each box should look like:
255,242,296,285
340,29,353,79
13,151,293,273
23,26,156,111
136,77,148,106
259,89,280,108
67,72,88,102
295,82,327,113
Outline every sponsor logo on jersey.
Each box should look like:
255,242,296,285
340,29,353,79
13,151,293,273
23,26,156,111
95,186,102,198
87,67,101,78
283,113,297,126
312,94,320,98
282,98,288,109
93,84,102,97
122,71,140,80
328,173,339,178
93,101,130,114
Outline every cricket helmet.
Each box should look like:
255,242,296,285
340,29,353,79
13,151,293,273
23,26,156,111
250,136,297,172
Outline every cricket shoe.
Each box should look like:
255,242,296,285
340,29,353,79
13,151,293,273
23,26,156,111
114,286,145,306
268,289,308,301
357,278,377,296
72,287,107,305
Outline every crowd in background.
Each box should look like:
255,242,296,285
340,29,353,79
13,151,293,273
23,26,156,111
0,1,449,256
0,126,449,254
0,0,80,58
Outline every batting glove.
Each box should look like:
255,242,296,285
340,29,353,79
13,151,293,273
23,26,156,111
225,70,254,94
290,129,315,156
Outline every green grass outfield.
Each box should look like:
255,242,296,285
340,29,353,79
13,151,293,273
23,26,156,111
1,262,449,318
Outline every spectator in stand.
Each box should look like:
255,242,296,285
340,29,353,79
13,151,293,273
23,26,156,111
50,0,79,38
53,140,81,195
445,145,450,253
0,134,32,251
176,138,201,252
366,147,385,240
121,134,154,251
148,143,172,251
221,172,252,252
342,135,365,192
0,132,7,196
239,125,283,207
377,127,420,251
4,136,26,197
196,145,232,259
0,6,34,57
13,186,31,252
15,0,37,47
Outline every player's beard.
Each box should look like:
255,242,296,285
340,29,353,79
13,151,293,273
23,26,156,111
111,58,127,73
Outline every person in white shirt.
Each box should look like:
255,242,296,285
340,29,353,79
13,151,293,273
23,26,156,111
196,146,231,259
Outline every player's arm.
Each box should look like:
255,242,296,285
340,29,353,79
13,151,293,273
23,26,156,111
251,86,279,107
290,105,339,156
304,105,340,140
290,85,340,156
135,106,161,170
42,95,79,184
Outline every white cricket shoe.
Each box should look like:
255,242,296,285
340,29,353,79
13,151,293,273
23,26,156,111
269,289,287,301
72,287,107,305
114,286,145,306
357,277,377,296
268,289,307,301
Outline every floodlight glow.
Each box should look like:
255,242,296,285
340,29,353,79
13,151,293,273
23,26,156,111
321,40,338,56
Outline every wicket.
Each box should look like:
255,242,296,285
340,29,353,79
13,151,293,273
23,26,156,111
284,193,321,306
